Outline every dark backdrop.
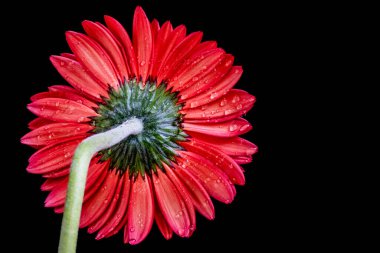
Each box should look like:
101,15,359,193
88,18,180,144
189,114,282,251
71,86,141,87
5,0,297,252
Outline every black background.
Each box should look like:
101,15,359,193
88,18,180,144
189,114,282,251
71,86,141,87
5,0,303,252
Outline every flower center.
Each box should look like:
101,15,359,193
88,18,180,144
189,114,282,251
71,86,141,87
91,79,187,177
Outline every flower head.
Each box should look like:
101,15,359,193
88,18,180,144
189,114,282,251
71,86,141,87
22,6,257,245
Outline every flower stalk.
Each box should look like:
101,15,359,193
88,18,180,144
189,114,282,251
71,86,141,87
58,117,143,253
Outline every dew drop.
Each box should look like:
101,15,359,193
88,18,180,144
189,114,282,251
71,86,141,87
201,106,207,111
229,124,238,131
219,99,227,107
130,227,135,232
240,124,251,132
192,76,199,82
236,104,243,110
140,61,146,66
232,95,240,103
190,101,199,108
224,109,234,115
210,92,218,99
60,61,65,66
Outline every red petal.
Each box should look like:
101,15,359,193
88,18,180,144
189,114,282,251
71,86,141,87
184,66,243,109
157,31,203,84
151,19,160,41
179,54,234,101
173,168,214,220
153,169,191,237
50,55,108,100
66,31,119,88
80,172,119,228
27,138,82,174
87,174,124,234
181,139,245,185
133,6,152,82
41,177,66,191
168,49,225,91
48,85,77,93
42,167,70,178
82,21,129,79
27,98,98,123
182,89,255,123
151,23,186,79
232,155,253,164
96,173,131,239
186,131,258,156
60,53,76,60
30,90,98,109
28,118,53,130
154,199,173,240
104,15,138,77
178,151,235,204
21,123,93,147
44,158,107,208
125,175,154,245
183,118,252,137
164,165,196,235
44,177,68,207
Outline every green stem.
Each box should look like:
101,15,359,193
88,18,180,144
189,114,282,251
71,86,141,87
58,117,143,253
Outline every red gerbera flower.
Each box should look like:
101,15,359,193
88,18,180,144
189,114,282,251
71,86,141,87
22,6,257,247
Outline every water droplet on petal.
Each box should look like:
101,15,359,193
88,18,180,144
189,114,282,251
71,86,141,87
240,124,251,132
201,106,207,111
190,101,199,108
130,227,135,232
192,76,199,82
60,61,65,66
210,92,218,99
232,95,240,103
236,104,243,110
224,109,234,115
140,61,146,66
220,99,227,107
229,124,238,131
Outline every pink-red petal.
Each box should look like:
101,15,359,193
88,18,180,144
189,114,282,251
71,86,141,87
179,54,234,101
30,90,98,109
125,176,154,245
27,138,82,174
66,31,120,88
27,98,98,123
154,199,173,240
168,49,225,91
184,66,243,109
182,89,255,123
185,131,258,156
133,6,152,82
178,151,235,204
80,172,119,228
21,123,93,147
28,118,53,130
173,168,215,220
51,55,109,99
153,169,191,237
82,20,129,79
104,15,138,77
181,139,245,185
157,31,203,84
183,118,252,138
